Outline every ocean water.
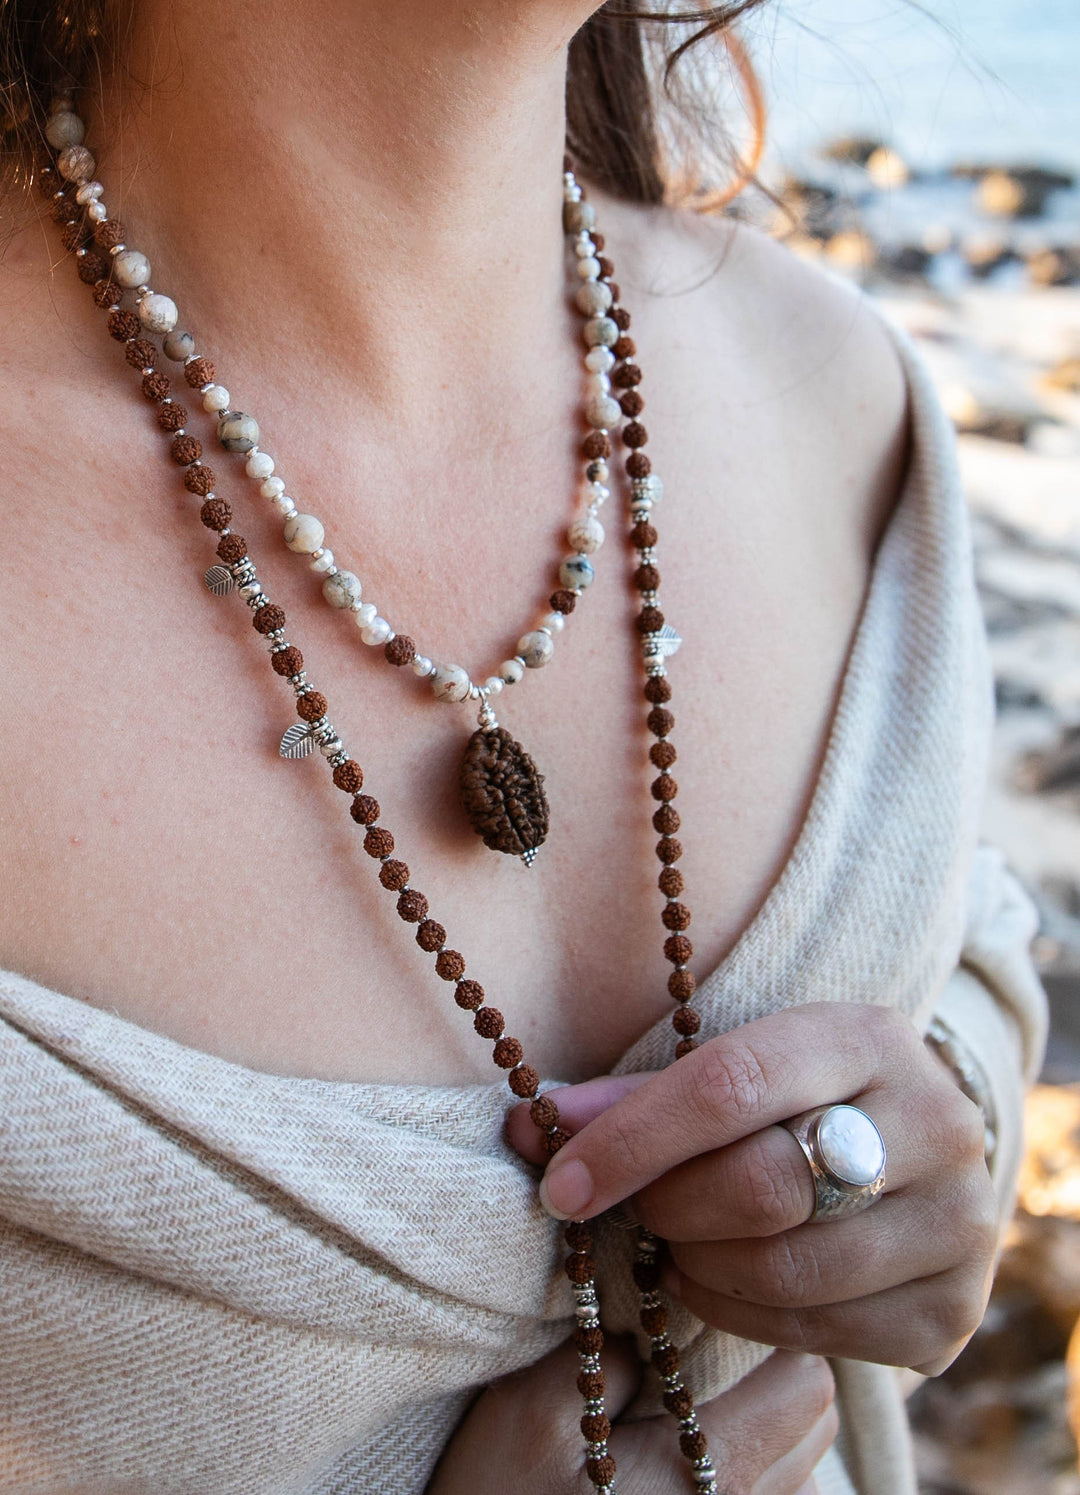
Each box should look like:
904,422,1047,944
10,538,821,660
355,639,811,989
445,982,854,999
744,0,1080,173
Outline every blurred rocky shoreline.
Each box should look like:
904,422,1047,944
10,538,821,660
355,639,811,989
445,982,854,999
759,141,1080,1495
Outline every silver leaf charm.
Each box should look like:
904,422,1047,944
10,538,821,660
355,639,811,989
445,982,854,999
279,722,316,759
204,564,235,597
646,624,682,659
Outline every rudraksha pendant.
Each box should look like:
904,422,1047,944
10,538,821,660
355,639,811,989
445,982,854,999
459,725,549,862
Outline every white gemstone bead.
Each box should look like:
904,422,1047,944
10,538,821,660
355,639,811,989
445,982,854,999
57,144,95,182
517,630,555,669
540,611,566,633
575,281,612,317
323,570,362,609
355,602,378,628
138,293,179,334
202,385,231,412
499,657,525,685
584,346,615,374
246,451,276,480
45,112,85,150
568,514,604,554
310,548,336,574
283,513,325,554
583,316,618,348
261,475,286,499
361,616,392,646
585,460,610,483
412,654,434,678
75,180,104,204
112,249,151,289
576,255,601,280
585,394,621,430
432,663,471,702
483,676,505,695
272,494,297,518
162,330,195,361
86,200,108,223
560,554,595,590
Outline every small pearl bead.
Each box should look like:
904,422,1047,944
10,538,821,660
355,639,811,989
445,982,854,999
361,616,392,646
560,554,595,590
86,200,108,224
568,514,604,554
585,372,611,397
45,112,85,150
272,494,297,518
323,570,362,609
310,548,336,574
245,451,275,480
584,480,611,506
355,602,378,628
573,236,594,257
541,611,566,633
261,475,286,499
138,292,179,334
499,657,525,685
412,654,434,678
431,663,470,702
283,513,325,554
484,676,505,696
584,346,615,374
202,385,231,412
112,249,151,289
517,631,555,669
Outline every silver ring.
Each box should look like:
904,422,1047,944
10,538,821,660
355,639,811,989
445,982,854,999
780,1104,887,1223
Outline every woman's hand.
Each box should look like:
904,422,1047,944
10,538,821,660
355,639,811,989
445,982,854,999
507,1002,998,1376
428,1341,836,1494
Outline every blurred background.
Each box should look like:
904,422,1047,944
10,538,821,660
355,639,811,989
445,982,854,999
735,3,1080,1490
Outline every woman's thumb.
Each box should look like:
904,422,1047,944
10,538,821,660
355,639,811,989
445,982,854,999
505,1072,655,1165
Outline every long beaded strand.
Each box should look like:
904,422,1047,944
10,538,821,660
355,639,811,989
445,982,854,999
41,101,716,1495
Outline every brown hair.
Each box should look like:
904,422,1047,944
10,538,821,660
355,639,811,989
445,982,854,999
1,0,767,207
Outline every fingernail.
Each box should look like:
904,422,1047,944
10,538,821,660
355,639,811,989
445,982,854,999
539,1158,594,1220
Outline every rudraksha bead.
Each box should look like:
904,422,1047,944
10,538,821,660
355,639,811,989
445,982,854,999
51,194,76,224
577,1370,606,1400
612,306,631,330
253,602,286,635
435,949,466,981
332,760,363,793
216,534,247,564
632,1258,661,1291
619,390,644,418
613,362,642,388
680,1430,708,1461
184,356,216,388
648,707,674,737
651,774,677,802
635,562,660,590
157,401,188,431
416,918,446,952
364,826,394,858
638,608,665,637
657,838,683,866
676,1038,699,1058
379,859,410,891
507,1064,539,1098
673,1005,701,1035
351,794,381,826
627,451,652,478
141,371,170,402
396,889,429,923
582,431,611,460
549,589,577,614
659,867,685,898
493,1036,523,1068
652,1343,681,1375
591,232,604,250
171,434,202,465
576,1324,605,1356
126,338,156,370
662,901,691,930
607,282,620,303
200,498,231,531
650,742,677,770
296,691,327,721
473,1006,504,1039
185,465,216,496
530,1095,560,1129
454,979,485,1010
645,676,672,704
384,634,415,667
107,308,139,341
631,521,658,549
272,645,304,676
92,278,120,308
77,252,108,284
653,804,680,834
38,165,60,196
665,935,693,965
640,1304,669,1337
545,1128,571,1156
565,1222,592,1250
596,255,614,278
623,421,648,448
613,334,635,360
668,968,696,1000
581,1413,611,1443
663,1387,694,1419
586,1454,616,1487
94,219,124,250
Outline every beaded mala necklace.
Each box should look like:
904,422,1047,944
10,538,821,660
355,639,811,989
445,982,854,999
41,94,717,1495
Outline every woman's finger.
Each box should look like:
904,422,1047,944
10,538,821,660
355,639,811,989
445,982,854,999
506,1074,653,1167
538,1004,920,1221
757,1410,838,1495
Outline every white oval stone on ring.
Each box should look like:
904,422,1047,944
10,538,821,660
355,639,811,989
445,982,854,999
815,1105,886,1187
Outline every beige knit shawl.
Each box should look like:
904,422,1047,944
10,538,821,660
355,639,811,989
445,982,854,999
0,317,1048,1495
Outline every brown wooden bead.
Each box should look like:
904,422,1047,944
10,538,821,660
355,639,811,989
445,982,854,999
184,356,216,389
333,760,363,793
435,949,466,981
216,534,247,564
637,607,665,636
351,794,382,826
590,231,604,250
680,1430,708,1461
659,867,685,899
94,219,125,250
141,371,171,403
271,645,303,676
297,690,327,720
631,521,658,549
38,165,60,196
612,307,631,331
627,451,652,478
126,338,156,370
623,421,648,449
613,334,635,360
454,979,485,1011
544,1128,572,1156
157,401,188,431
530,1095,560,1129
676,1037,699,1059
672,1005,701,1036
107,308,140,341
473,1006,504,1039
619,389,644,418
51,195,76,224
384,634,415,667
92,278,121,308
185,465,216,496
668,968,696,1000
635,562,660,591
657,838,683,866
644,676,672,704
549,589,577,615
662,901,691,930
596,255,614,279
651,773,677,802
565,1250,595,1285
416,918,446,951
577,1370,606,1401
640,1304,669,1337
652,1343,681,1376
200,497,231,531
508,1064,539,1098
576,1324,605,1356
492,1036,523,1068
59,220,89,251
586,1454,617,1487
607,282,620,303
665,934,693,965
565,1221,593,1251
77,252,109,284
171,434,202,465
663,1387,694,1419
581,1413,611,1444
648,706,674,737
650,741,677,770
653,803,680,835
613,362,642,388
379,859,410,891
255,602,287,635
632,1257,661,1291
582,431,611,460
397,889,429,923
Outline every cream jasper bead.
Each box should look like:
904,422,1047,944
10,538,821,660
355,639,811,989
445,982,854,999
246,451,276,480
432,664,471,702
112,250,151,289
568,514,604,554
138,293,178,335
202,385,231,413
57,144,95,182
585,393,621,430
361,617,392,646
517,631,555,669
322,570,362,609
576,255,601,280
499,658,525,685
283,513,325,554
45,111,85,150
575,281,612,318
